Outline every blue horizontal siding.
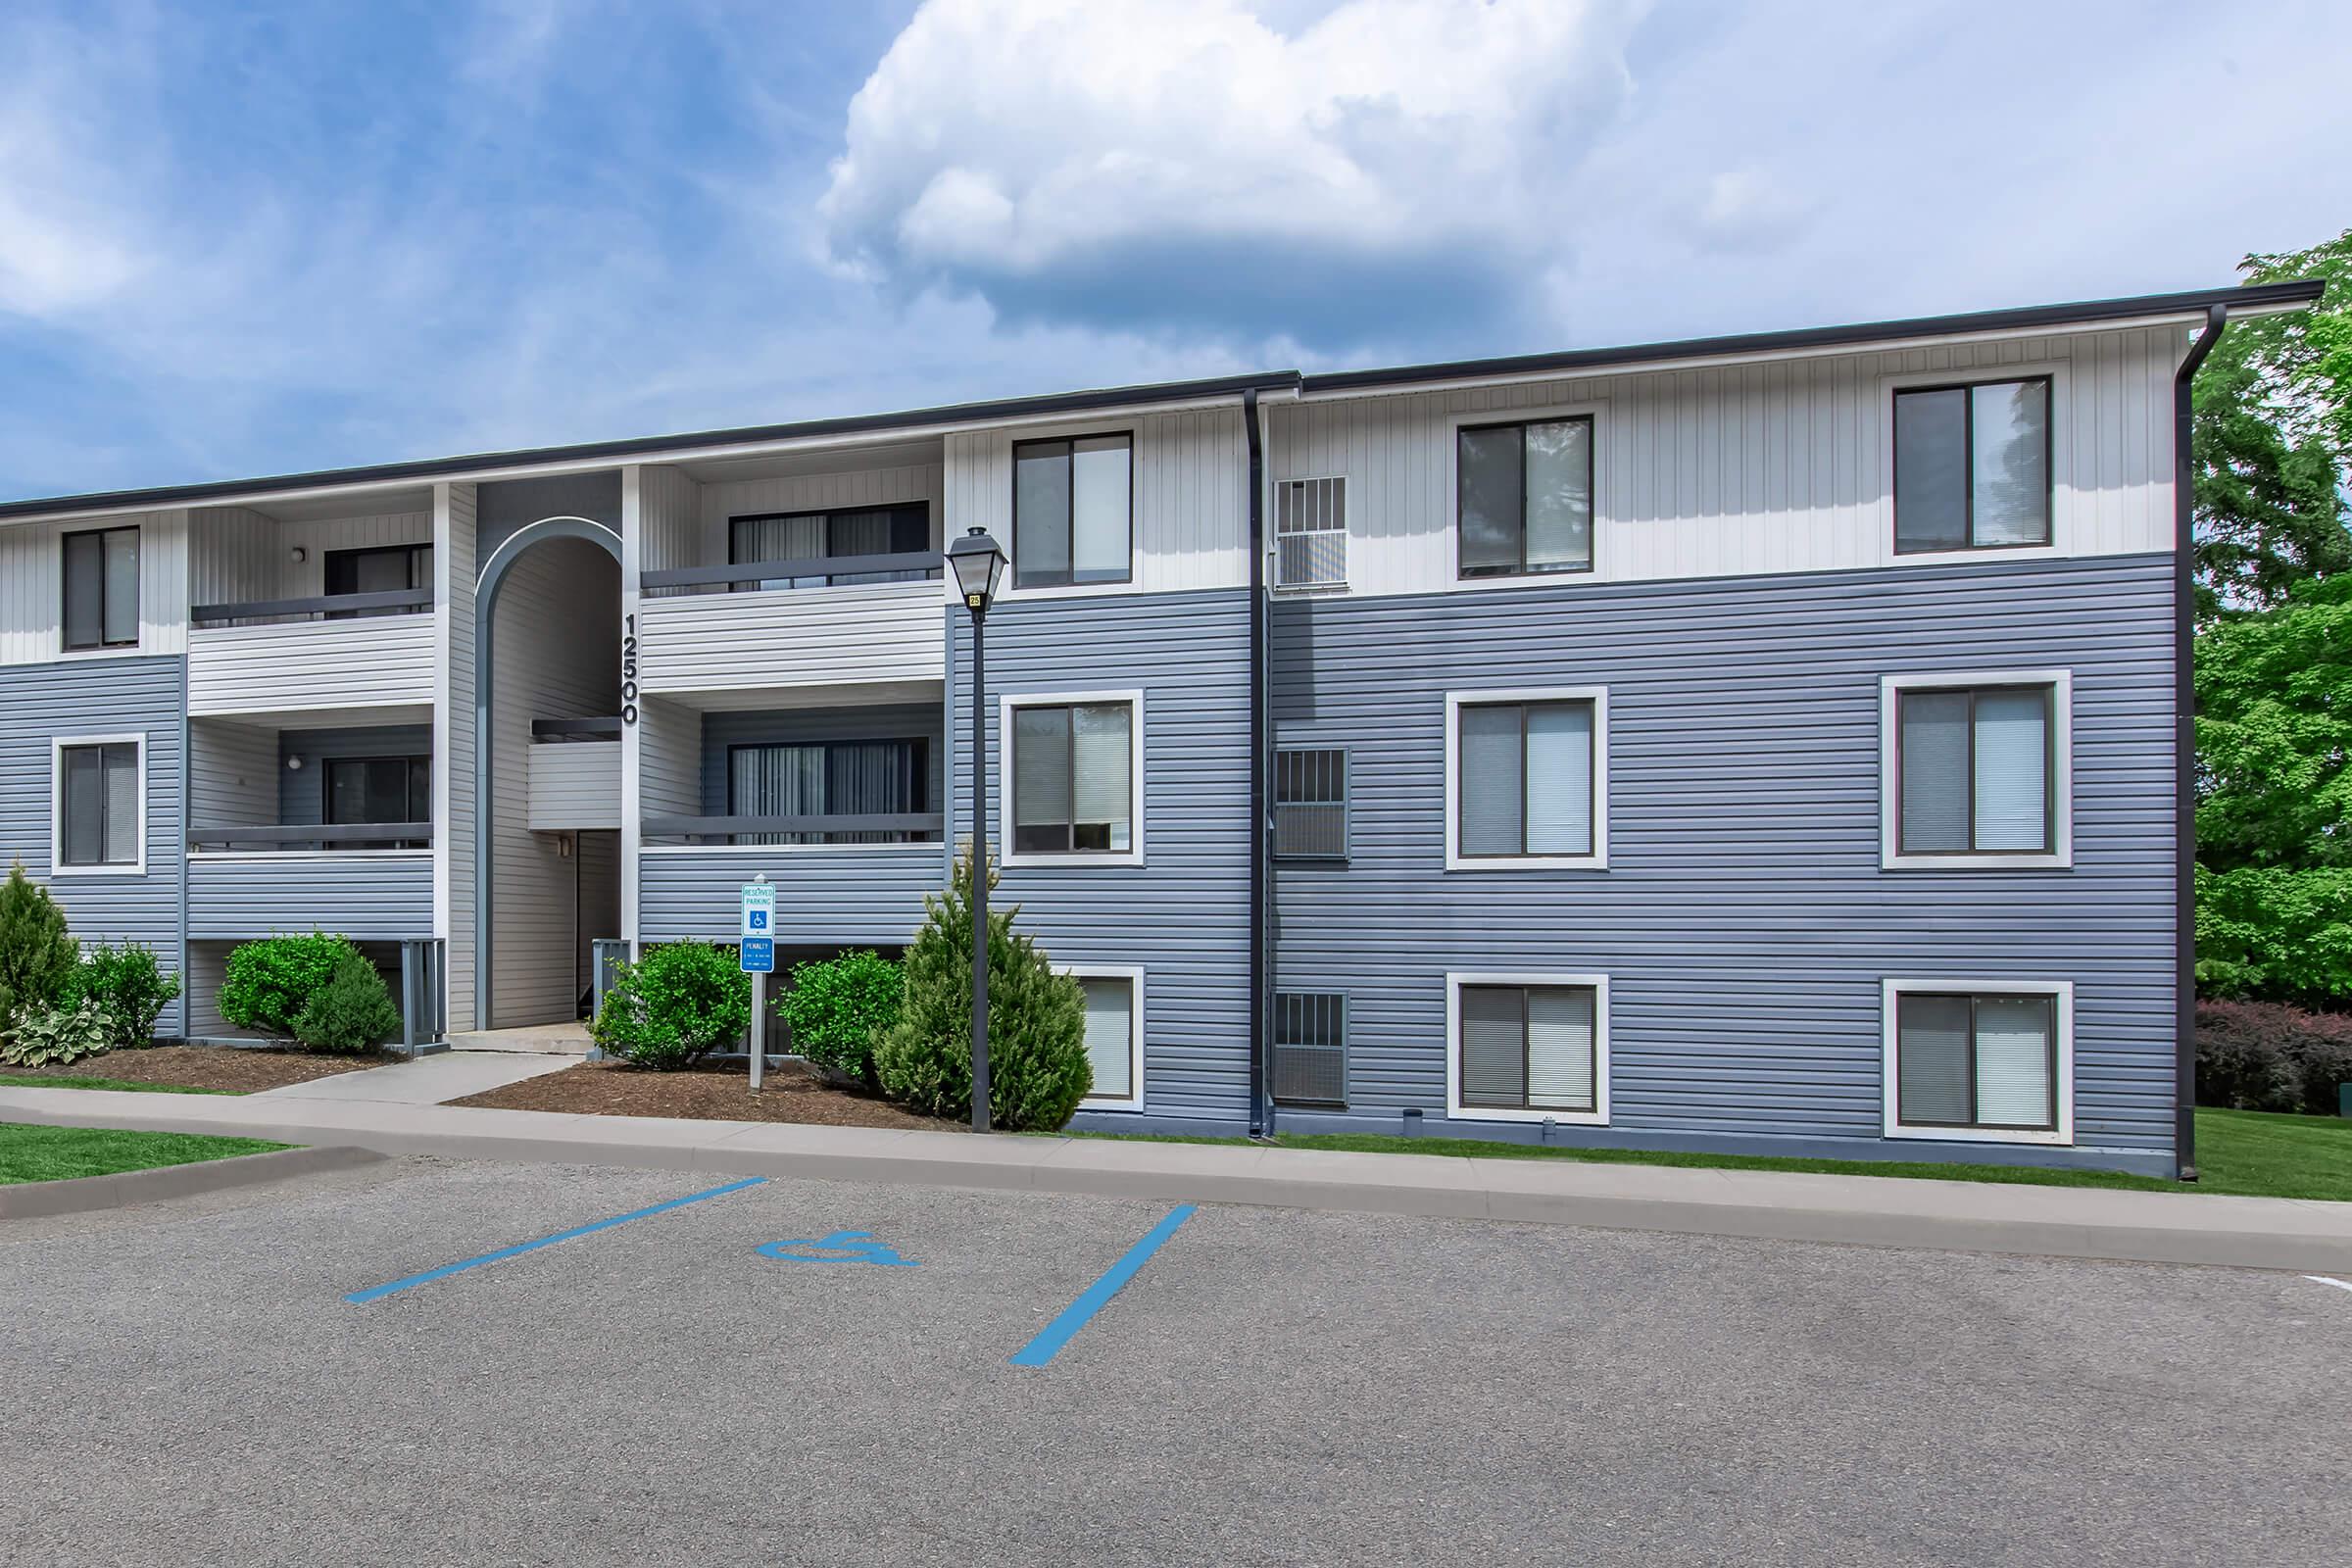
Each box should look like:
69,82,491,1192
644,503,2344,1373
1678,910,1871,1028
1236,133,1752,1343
0,655,185,1035
1272,552,2178,1161
187,854,432,943
639,847,941,948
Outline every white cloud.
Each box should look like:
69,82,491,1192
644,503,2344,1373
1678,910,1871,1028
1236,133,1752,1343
818,0,1648,346
0,17,155,317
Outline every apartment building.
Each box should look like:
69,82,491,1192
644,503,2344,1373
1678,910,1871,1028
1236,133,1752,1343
0,280,2322,1175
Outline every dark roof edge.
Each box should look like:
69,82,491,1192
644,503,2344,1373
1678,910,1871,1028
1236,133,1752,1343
0,369,1303,523
1297,278,2328,395
0,278,2324,523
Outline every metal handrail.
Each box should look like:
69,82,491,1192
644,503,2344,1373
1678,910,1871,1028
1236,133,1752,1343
191,588,434,625
641,811,945,843
639,551,941,592
188,822,432,849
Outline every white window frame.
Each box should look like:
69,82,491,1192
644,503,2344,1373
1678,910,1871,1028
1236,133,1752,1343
999,428,1141,603
1877,362,2072,568
1444,970,1611,1126
999,688,1146,868
1062,961,1146,1111
1444,686,1609,871
1881,669,2073,870
51,732,148,877
1444,400,1608,590
1882,977,2074,1146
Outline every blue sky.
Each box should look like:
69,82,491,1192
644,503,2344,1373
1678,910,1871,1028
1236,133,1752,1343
2,0,2347,502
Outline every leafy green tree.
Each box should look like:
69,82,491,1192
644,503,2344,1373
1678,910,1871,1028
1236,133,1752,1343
2193,229,2352,618
0,862,80,1037
873,846,1091,1129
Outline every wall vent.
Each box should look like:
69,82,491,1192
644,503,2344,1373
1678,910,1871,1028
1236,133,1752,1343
1273,477,1347,592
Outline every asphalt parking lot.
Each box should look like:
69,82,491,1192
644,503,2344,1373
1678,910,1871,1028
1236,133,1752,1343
3,1157,2347,1567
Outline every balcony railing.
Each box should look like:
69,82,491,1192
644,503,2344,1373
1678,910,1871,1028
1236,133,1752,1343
640,810,945,847
531,716,622,741
187,822,433,852
639,550,941,598
191,588,434,627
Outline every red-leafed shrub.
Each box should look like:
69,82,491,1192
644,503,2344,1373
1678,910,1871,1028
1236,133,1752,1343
2195,1000,2352,1115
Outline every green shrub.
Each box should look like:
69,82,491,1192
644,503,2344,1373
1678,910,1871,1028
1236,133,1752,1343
590,942,752,1070
64,942,180,1050
0,861,79,1038
783,950,903,1086
219,933,363,1039
0,998,113,1068
874,846,1091,1130
292,954,403,1054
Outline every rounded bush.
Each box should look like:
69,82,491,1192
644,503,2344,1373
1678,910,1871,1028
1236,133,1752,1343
874,846,1091,1130
782,950,903,1086
2195,999,2352,1115
591,942,752,1070
220,933,362,1040
293,953,403,1054
65,941,181,1050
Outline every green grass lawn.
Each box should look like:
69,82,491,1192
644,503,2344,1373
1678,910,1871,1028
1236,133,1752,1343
1064,1107,2352,1201
0,1124,289,1185
0,1074,236,1096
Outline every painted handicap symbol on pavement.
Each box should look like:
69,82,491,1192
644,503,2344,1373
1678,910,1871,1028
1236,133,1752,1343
756,1230,919,1267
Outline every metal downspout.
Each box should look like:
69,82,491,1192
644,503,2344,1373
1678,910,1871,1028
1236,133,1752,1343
1246,387,1268,1139
2174,302,2229,1181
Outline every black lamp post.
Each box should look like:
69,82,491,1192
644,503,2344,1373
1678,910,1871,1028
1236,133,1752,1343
946,526,1007,1133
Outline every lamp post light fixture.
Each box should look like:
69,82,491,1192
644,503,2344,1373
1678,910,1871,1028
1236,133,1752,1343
946,526,1008,1133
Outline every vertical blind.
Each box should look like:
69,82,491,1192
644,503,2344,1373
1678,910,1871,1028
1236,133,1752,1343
1897,993,2055,1130
1079,977,1134,1099
1012,703,1132,853
61,743,137,866
1459,984,1595,1113
729,505,930,589
1900,686,2049,854
730,739,925,844
1460,701,1592,857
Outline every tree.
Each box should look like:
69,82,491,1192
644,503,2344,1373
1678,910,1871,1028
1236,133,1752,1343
2193,229,2352,618
0,862,80,1036
873,845,1091,1130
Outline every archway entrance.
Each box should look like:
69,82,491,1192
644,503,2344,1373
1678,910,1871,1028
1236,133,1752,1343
475,518,622,1030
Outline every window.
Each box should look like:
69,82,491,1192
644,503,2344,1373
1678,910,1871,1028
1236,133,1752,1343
324,544,432,618
1456,416,1592,578
1884,980,2072,1145
1446,973,1608,1124
1013,434,1132,588
728,504,931,590
325,756,431,846
62,526,139,651
1273,748,1348,860
1271,991,1347,1106
1004,694,1142,864
1071,969,1143,1108
1893,377,2051,553
53,737,143,873
728,738,930,845
1274,477,1347,591
1884,672,2071,868
1446,689,1606,869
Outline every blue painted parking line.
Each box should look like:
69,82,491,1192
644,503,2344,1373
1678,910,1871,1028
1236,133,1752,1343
1009,1204,1197,1368
345,1177,768,1303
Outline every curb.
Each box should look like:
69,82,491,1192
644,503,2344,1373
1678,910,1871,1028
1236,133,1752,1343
0,1145,389,1221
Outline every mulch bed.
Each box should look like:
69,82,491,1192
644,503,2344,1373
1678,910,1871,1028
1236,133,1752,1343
450,1059,957,1131
0,1045,387,1094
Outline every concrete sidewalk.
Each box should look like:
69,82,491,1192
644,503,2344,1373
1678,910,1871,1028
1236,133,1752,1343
4,1083,2346,1273
250,1050,573,1104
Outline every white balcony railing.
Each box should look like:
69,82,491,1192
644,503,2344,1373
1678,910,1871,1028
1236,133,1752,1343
635,553,944,697
187,594,437,717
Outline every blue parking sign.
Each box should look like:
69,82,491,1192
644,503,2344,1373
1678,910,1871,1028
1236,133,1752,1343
740,937,774,974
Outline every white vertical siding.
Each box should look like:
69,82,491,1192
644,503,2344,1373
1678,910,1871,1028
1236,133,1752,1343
0,511,188,663
279,512,433,596
638,464,704,573
188,508,277,609
486,537,619,1026
435,482,478,1031
1270,324,2181,598
637,696,702,818
944,407,1249,593
698,460,943,564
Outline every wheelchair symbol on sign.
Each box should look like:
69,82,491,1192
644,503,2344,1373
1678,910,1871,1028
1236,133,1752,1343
756,1230,919,1267
747,910,768,931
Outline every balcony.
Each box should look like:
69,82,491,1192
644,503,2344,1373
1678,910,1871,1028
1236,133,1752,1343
528,718,620,832
188,589,437,719
635,551,944,701
639,810,944,949
185,822,434,943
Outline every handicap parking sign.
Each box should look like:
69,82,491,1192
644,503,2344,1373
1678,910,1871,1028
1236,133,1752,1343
740,881,777,973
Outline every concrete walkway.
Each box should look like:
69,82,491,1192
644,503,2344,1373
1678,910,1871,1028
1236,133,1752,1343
250,1050,575,1103
3,1083,2346,1272
443,1020,592,1055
